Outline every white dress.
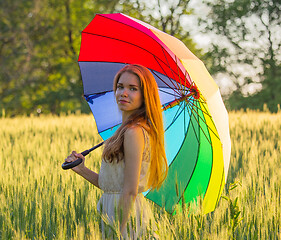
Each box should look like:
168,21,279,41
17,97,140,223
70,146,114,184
97,128,155,239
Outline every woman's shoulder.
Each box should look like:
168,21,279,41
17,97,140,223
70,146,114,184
126,123,150,137
125,124,150,150
124,124,148,145
124,125,144,139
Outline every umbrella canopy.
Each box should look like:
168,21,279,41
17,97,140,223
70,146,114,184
78,13,231,214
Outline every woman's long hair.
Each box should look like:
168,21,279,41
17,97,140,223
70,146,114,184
102,64,168,190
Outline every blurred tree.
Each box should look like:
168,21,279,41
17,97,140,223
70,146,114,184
0,0,120,116
200,0,281,112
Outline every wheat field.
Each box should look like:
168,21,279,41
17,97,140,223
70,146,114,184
0,110,280,239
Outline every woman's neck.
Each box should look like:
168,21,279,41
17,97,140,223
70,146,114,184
122,111,134,122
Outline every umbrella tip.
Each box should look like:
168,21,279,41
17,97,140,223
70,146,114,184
190,85,200,100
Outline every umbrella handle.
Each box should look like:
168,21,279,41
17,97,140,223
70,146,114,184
61,142,104,170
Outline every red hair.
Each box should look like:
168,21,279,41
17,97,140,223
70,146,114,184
102,64,168,189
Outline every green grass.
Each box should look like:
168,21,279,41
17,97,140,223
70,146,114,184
0,111,280,239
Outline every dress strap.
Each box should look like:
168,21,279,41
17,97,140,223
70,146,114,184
139,126,149,146
138,126,151,163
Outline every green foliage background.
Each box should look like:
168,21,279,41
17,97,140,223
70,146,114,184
200,0,281,112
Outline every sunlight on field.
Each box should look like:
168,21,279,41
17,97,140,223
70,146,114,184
0,111,280,239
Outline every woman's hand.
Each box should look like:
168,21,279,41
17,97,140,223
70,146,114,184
65,151,100,188
65,151,85,173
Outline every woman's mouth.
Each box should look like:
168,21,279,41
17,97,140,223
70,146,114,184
119,99,129,104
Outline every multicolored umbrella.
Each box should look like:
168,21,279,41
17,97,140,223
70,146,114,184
76,13,231,214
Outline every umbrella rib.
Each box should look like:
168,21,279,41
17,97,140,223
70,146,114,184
95,122,122,136
151,58,182,96
164,102,186,132
154,54,193,100
196,101,220,140
183,99,185,133
82,31,182,87
182,98,220,145
159,88,181,98
183,67,189,96
185,100,212,145
84,91,111,99
160,47,188,95
175,57,193,98
162,96,208,135
186,102,201,144
151,45,187,96
174,101,186,129
187,98,213,118
183,98,189,134
160,46,178,81
175,57,187,95
200,101,221,137
185,101,215,145
151,69,182,96
200,136,214,205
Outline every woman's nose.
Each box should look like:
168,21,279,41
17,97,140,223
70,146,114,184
121,88,128,96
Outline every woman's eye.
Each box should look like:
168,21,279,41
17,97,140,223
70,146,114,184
117,85,123,89
130,87,137,91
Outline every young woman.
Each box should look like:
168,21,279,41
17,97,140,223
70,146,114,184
65,64,168,239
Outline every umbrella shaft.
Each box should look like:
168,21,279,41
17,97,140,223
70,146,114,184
162,94,191,111
81,141,104,156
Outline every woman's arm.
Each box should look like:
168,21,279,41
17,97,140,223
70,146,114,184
65,151,100,188
119,126,144,235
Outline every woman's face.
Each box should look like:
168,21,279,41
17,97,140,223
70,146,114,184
115,72,143,119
